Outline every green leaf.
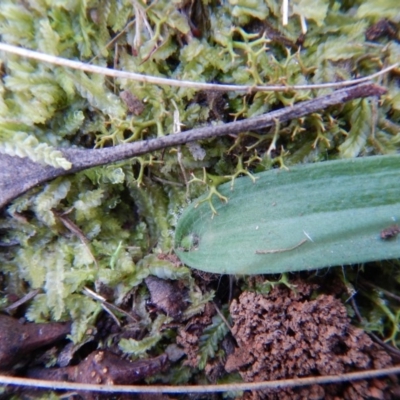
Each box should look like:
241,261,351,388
45,249,66,320
339,99,372,158
356,0,400,22
198,312,229,369
66,295,101,343
175,155,400,275
25,294,51,323
33,180,71,226
119,313,170,356
229,0,268,20
292,0,329,26
37,18,60,55
70,71,125,118
0,131,72,170
164,6,190,34
139,254,191,280
119,334,162,357
316,38,365,62
74,188,104,221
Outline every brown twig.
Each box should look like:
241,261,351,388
212,301,234,336
0,83,386,209
53,210,98,268
350,296,400,358
4,289,40,313
359,278,400,303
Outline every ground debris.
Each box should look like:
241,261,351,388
225,281,393,400
119,90,145,115
365,19,398,42
0,314,70,369
176,302,215,368
27,350,168,385
145,276,187,320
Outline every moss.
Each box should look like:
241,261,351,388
0,0,400,381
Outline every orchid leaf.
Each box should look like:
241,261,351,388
175,155,400,274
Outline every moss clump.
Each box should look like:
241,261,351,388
0,0,400,387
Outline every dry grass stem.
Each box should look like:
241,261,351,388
0,43,397,93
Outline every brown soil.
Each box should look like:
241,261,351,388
225,280,393,399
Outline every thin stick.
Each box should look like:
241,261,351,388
53,210,98,268
0,365,399,393
212,301,234,336
300,15,307,34
0,43,397,92
89,19,136,64
350,296,400,358
65,83,387,170
0,83,387,209
282,0,289,26
4,289,40,313
256,239,307,254
82,287,138,324
359,278,400,303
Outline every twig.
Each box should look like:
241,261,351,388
82,287,138,323
359,278,400,303
0,365,400,393
0,42,397,92
53,210,98,268
89,19,136,64
212,301,234,336
282,0,289,26
0,83,387,209
368,332,400,359
350,296,400,358
64,83,387,169
299,15,307,34
4,289,40,313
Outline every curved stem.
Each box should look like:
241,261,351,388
0,365,399,393
0,42,397,92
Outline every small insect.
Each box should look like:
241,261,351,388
380,225,400,240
